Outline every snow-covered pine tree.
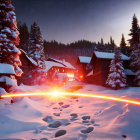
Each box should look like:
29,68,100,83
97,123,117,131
0,0,22,76
129,14,140,73
18,23,29,52
120,34,128,55
28,22,46,85
109,36,115,52
133,44,140,86
129,14,139,48
106,47,126,89
130,43,139,72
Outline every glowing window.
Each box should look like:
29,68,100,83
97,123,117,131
80,75,83,79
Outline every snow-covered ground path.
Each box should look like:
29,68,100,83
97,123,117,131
0,82,140,140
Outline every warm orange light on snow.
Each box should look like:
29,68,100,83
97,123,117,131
1,91,140,106
51,90,64,97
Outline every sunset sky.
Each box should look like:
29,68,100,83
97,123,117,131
13,0,140,45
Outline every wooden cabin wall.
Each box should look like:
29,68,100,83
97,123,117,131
91,59,102,85
18,53,35,85
101,59,111,86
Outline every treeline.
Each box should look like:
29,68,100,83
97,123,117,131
43,40,95,65
18,22,130,66
43,39,117,66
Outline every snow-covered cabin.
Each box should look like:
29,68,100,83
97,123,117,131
46,58,75,81
0,63,16,91
18,49,37,85
87,51,135,86
77,56,92,79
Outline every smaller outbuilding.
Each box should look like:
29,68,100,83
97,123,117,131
77,56,92,79
86,51,135,86
0,63,16,91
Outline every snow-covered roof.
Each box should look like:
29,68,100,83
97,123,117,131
78,56,91,63
62,61,75,69
25,55,37,66
45,61,66,72
47,58,64,64
45,59,75,72
20,49,37,66
0,63,15,75
124,69,136,76
47,58,75,70
94,51,130,60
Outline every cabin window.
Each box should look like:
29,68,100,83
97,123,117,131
80,75,83,79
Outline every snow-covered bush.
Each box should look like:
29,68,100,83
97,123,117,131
0,76,17,86
0,75,17,92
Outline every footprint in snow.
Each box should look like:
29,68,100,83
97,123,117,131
43,116,53,123
70,113,78,121
40,138,48,140
55,130,67,137
53,113,60,116
48,121,62,128
70,113,78,118
82,120,90,124
81,127,94,134
79,106,83,108
62,104,70,108
64,122,71,126
82,116,90,120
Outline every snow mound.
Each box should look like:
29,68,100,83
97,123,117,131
9,97,43,121
0,63,15,74
0,114,40,135
112,105,140,139
0,87,7,95
0,98,42,136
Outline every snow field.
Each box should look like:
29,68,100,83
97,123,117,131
0,82,140,139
